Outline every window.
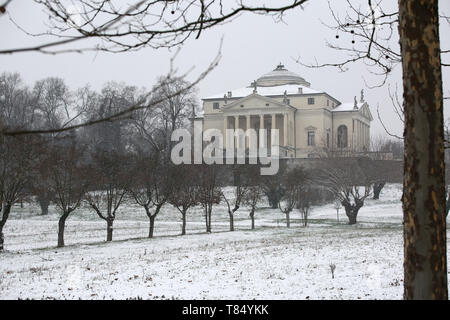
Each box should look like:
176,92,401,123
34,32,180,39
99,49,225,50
327,100,329,106
307,131,315,146
308,97,315,105
337,125,348,148
213,102,220,109
327,132,330,148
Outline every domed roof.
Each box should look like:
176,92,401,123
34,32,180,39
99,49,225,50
256,63,310,87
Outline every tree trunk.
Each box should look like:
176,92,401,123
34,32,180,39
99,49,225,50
373,182,386,200
206,204,212,233
250,209,255,230
399,0,448,300
343,204,360,225
208,206,212,232
0,204,12,252
57,214,68,247
106,218,113,242
345,208,357,225
39,197,50,215
149,215,156,238
204,206,210,233
269,199,278,209
446,193,450,218
302,210,308,227
229,212,234,231
286,212,290,228
267,191,280,209
446,187,450,218
0,226,4,252
181,211,187,235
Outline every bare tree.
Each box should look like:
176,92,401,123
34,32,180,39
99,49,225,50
243,185,264,230
80,82,138,153
0,72,38,251
0,135,38,251
196,164,221,233
168,165,199,236
131,77,197,156
1,56,219,138
320,158,373,225
84,150,129,242
297,187,317,227
278,187,296,229
278,166,308,228
31,76,74,214
127,154,172,238
33,77,72,132
241,166,264,230
222,167,250,232
0,72,38,130
44,137,88,247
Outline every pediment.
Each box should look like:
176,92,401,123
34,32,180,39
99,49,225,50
360,103,373,121
221,93,292,112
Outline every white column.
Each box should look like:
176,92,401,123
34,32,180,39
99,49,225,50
363,123,366,149
234,115,239,148
358,120,361,149
283,113,288,147
360,121,363,149
259,114,265,148
271,114,276,149
246,115,251,148
366,124,369,149
223,116,228,148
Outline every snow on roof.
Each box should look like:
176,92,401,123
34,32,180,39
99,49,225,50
203,84,321,100
332,102,364,112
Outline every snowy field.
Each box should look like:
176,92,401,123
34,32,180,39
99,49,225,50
0,183,449,300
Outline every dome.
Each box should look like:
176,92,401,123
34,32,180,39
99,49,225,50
255,63,310,87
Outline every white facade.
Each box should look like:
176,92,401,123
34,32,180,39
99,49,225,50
197,64,373,158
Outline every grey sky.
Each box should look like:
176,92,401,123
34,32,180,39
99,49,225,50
1,0,449,138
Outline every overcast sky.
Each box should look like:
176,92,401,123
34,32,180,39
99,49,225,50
1,0,449,138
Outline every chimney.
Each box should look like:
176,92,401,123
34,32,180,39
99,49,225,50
298,87,303,94
224,94,228,104
227,91,232,98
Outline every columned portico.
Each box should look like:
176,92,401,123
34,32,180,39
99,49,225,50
223,112,290,150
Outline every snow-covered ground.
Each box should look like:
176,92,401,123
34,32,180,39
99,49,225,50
0,183,448,299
